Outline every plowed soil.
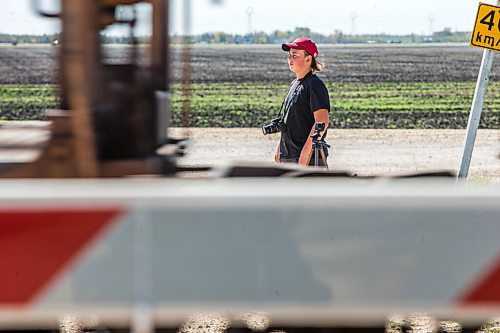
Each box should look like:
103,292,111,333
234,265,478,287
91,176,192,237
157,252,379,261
1,44,499,84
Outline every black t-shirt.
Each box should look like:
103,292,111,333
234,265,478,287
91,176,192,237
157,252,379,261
279,71,330,159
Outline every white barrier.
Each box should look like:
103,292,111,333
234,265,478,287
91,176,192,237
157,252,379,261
0,179,499,329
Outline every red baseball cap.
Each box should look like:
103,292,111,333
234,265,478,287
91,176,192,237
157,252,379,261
282,37,319,58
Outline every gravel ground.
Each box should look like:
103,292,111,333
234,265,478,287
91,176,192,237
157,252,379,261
171,128,500,181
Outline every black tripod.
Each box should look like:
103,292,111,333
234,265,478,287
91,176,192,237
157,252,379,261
307,122,330,168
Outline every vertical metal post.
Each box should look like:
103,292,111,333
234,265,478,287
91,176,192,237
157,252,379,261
457,49,495,179
60,0,100,177
156,91,170,144
151,0,169,90
180,0,192,137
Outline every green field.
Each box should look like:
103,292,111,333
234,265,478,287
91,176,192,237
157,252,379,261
1,82,499,128
0,85,58,120
172,81,500,128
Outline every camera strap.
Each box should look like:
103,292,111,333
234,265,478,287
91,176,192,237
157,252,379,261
276,82,294,119
277,78,303,124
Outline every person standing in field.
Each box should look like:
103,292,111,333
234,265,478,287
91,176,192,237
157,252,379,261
274,37,330,166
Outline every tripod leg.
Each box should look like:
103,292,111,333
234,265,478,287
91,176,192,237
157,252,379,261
314,146,319,167
320,149,329,169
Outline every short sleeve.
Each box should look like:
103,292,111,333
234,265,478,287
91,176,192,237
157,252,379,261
309,78,330,113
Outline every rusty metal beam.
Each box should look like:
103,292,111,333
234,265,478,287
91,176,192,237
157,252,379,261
151,0,169,91
60,0,100,177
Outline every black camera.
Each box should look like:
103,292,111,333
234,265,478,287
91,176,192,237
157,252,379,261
315,122,325,132
262,117,287,135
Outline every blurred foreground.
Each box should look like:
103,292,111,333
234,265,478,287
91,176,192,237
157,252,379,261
0,179,499,332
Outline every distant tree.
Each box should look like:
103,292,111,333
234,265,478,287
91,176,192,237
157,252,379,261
199,32,212,43
433,28,453,38
330,30,344,43
291,27,311,39
253,32,269,44
213,31,226,43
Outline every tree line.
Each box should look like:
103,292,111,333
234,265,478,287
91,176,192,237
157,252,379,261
0,27,470,45
182,27,471,44
0,33,147,45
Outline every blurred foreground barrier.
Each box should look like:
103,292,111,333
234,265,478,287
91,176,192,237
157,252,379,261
0,179,498,332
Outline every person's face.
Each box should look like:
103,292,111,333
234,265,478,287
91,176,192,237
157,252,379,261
287,49,311,73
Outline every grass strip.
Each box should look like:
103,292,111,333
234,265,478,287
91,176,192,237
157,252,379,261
1,82,499,129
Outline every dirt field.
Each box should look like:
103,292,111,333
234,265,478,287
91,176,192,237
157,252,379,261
1,44,498,84
171,128,500,181
170,44,497,84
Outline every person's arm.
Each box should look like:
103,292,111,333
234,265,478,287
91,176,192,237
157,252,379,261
298,109,329,166
274,141,280,164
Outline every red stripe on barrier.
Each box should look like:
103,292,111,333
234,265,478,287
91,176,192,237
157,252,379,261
457,254,500,305
0,208,121,305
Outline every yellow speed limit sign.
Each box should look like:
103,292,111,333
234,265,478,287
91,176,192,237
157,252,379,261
471,2,500,51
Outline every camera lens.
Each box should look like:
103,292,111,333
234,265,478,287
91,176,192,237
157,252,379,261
262,118,285,135
262,123,276,135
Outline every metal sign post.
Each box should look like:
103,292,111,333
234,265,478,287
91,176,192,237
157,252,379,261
458,1,499,179
458,49,494,178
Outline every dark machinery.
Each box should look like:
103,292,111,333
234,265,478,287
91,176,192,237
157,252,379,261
2,0,177,177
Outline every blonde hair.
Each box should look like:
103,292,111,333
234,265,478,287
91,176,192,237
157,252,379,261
305,51,324,72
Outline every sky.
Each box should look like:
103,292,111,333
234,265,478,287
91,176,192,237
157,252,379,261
0,0,495,36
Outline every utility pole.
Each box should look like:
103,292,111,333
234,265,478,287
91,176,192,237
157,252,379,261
246,7,254,34
350,12,357,36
